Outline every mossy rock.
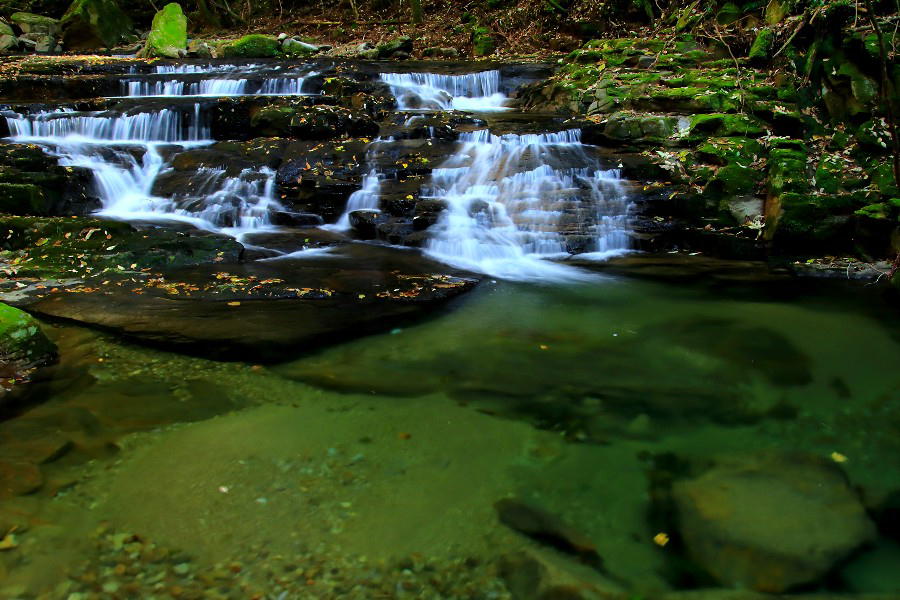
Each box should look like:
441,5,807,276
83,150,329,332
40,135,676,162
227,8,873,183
0,20,14,37
696,137,763,166
769,146,809,195
749,28,774,65
776,192,851,243
708,163,761,196
689,113,766,137
472,26,495,56
0,302,57,378
140,2,186,58
222,34,279,58
0,182,49,215
9,12,59,35
870,161,900,197
0,216,243,279
60,0,133,50
814,156,844,194
376,35,412,58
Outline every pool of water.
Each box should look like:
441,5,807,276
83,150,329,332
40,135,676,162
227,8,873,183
2,265,899,598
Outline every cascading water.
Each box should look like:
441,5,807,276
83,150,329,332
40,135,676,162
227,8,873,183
380,71,509,111
325,137,395,231
122,64,319,97
1,65,308,235
422,129,632,281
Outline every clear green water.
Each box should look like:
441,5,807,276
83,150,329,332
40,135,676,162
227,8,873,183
2,267,900,598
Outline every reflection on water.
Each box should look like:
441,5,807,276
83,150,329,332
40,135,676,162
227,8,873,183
1,273,900,598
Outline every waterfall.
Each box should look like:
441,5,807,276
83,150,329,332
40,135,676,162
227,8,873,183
380,71,509,111
1,63,304,234
422,129,631,281
122,70,319,98
325,137,394,231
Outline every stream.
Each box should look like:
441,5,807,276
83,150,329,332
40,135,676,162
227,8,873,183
1,60,899,599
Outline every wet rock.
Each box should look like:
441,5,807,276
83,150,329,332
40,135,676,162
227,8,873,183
138,2,186,58
495,498,602,568
499,548,623,600
271,210,323,227
672,453,876,592
0,302,58,399
0,459,43,497
60,0,133,50
348,209,385,239
186,39,211,58
11,245,478,361
413,199,448,230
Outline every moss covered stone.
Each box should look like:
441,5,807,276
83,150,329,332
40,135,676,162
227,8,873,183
9,12,58,35
60,0,132,50
690,113,766,137
472,26,495,56
376,35,412,58
141,2,186,58
709,163,760,196
696,137,763,166
0,182,48,215
222,34,280,58
0,302,56,376
749,28,775,64
814,156,844,194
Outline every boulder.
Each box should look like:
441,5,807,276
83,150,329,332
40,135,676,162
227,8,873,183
0,20,14,36
282,37,317,56
0,302,57,399
221,34,279,58
499,548,623,600
19,32,55,53
348,209,384,239
672,453,876,592
140,2,186,59
9,13,59,36
0,34,18,52
60,0,133,50
376,35,412,58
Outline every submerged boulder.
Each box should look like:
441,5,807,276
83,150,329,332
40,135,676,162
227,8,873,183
672,453,876,592
0,303,57,400
61,0,133,50
139,2,186,58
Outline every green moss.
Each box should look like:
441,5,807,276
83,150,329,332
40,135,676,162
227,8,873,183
814,156,843,193
689,113,766,137
0,182,48,215
749,28,775,64
472,26,495,56
142,2,186,58
222,34,280,58
60,0,133,50
0,302,56,368
870,161,900,196
696,137,763,166
710,163,760,196
854,202,890,219
375,35,412,58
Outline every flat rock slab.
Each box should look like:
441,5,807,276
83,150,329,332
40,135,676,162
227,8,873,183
11,244,478,362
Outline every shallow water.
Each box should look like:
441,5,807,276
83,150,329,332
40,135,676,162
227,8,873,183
2,267,899,598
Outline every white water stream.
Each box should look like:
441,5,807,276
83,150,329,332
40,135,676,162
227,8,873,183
380,70,510,111
4,65,631,280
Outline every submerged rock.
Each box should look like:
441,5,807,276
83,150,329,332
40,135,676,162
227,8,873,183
499,548,623,600
60,0,133,50
0,302,57,400
672,453,876,592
